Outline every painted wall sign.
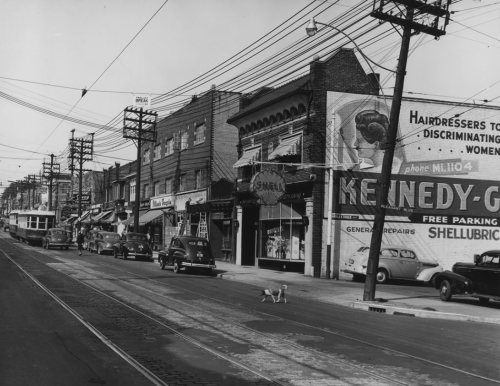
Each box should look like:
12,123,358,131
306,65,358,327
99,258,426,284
175,190,207,211
326,91,500,275
250,170,286,206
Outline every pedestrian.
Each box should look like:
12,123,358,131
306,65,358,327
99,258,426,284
77,230,85,256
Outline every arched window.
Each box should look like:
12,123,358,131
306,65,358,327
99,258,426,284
263,118,270,127
298,104,306,115
284,109,291,120
270,115,276,125
239,127,245,138
251,122,257,133
290,107,298,118
276,113,283,123
257,120,263,130
245,125,251,135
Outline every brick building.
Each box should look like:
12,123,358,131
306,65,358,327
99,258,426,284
227,49,379,277
138,87,241,255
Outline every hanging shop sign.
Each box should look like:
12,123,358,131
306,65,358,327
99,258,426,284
250,170,286,206
150,193,175,209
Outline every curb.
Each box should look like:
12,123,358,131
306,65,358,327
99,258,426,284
348,301,500,325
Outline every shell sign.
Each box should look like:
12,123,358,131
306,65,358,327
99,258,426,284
250,170,286,205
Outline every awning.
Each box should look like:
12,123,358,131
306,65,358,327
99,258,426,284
119,210,148,226
80,211,91,223
99,211,115,223
268,135,301,160
92,210,113,222
233,146,260,168
138,209,164,225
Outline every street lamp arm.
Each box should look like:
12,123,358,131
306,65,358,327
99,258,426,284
309,19,397,74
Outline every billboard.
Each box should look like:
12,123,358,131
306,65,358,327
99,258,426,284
326,92,500,275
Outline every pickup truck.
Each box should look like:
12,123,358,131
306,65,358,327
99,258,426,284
433,250,500,304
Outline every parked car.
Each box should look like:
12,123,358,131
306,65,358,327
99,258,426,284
433,250,500,304
113,232,153,260
42,228,71,250
343,244,443,284
158,235,216,274
89,231,120,255
83,229,99,250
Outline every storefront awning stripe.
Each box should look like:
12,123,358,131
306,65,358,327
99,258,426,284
138,209,164,225
268,135,301,160
92,210,113,222
99,211,115,223
233,147,260,168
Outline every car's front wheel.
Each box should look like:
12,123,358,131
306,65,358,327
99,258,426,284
440,280,452,302
376,269,389,284
173,259,180,274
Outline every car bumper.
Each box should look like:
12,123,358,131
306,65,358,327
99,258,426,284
49,243,70,247
343,268,367,276
129,252,153,258
182,262,216,269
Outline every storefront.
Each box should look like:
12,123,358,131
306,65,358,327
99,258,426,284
137,193,176,251
175,189,207,237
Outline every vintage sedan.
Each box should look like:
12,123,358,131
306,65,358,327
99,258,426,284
159,235,216,274
113,232,153,260
89,231,120,255
42,228,71,250
343,244,443,284
433,250,500,304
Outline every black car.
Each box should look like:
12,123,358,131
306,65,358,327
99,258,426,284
113,232,153,260
159,236,216,274
433,250,500,304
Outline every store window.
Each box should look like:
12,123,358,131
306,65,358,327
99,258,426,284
260,202,305,260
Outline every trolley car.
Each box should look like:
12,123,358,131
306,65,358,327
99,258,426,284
9,210,20,238
16,211,56,245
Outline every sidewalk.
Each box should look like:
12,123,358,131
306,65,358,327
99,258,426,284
213,260,500,325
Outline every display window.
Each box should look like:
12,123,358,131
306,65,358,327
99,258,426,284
260,202,305,260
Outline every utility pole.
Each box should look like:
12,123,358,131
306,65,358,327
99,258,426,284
43,154,60,211
123,107,158,231
69,133,94,224
363,0,451,301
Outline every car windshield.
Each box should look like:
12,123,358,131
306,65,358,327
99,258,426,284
52,230,66,235
129,235,147,241
104,235,119,240
481,254,500,265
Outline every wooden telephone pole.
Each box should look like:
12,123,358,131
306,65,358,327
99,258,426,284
363,0,451,301
43,155,60,211
123,107,158,231
69,133,94,223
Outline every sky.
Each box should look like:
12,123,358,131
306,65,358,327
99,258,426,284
1,0,499,196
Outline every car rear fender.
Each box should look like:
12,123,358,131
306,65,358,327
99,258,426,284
433,271,472,293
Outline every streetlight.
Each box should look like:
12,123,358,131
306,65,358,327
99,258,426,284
306,18,396,281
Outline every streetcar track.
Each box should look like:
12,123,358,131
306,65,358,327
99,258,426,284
2,235,500,385
85,255,500,385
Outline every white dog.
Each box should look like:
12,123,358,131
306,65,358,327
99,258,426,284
259,285,287,303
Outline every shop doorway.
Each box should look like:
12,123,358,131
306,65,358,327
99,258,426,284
241,208,259,265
